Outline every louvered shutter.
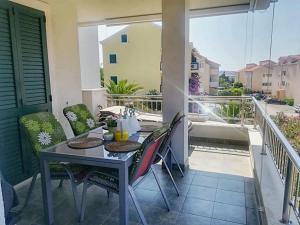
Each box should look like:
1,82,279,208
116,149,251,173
14,4,51,112
0,2,52,184
0,3,25,184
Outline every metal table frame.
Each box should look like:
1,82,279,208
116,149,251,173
40,140,135,225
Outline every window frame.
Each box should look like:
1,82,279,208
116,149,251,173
109,54,117,64
110,75,118,84
121,34,128,43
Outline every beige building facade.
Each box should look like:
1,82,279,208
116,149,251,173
238,56,300,105
102,24,219,94
102,23,162,92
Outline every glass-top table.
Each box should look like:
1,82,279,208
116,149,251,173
40,127,146,225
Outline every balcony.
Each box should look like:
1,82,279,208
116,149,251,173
17,138,257,225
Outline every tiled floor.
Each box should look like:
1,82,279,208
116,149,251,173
16,142,258,225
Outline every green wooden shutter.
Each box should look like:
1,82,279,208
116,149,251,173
0,1,52,184
13,4,52,113
0,2,26,184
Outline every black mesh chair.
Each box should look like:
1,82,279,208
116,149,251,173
152,112,185,196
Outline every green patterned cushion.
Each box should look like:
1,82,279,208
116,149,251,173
20,112,67,155
63,104,97,136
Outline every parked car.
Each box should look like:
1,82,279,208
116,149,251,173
295,105,300,113
264,97,285,105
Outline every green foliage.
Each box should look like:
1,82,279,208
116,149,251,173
218,88,242,96
100,67,105,87
219,73,232,89
243,88,253,95
273,112,300,150
146,89,160,95
105,79,143,94
220,102,241,123
283,97,294,106
233,82,243,88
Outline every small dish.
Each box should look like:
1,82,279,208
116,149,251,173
103,132,114,141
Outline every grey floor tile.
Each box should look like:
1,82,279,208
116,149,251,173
245,182,255,194
245,194,256,209
215,189,245,206
135,188,160,204
211,219,244,225
192,175,219,188
212,203,246,224
246,208,258,225
218,173,245,182
176,213,211,225
182,197,214,218
218,179,245,193
187,185,216,201
197,170,219,178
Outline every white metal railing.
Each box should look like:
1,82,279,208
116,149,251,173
253,97,300,223
107,94,254,125
106,94,300,222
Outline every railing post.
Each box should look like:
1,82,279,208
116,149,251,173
281,158,293,224
261,119,267,155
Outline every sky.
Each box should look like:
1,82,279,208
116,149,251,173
98,0,300,71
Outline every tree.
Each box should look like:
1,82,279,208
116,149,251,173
100,67,105,87
233,82,243,88
105,79,143,94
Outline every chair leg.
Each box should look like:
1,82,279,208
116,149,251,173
161,157,180,196
80,180,89,222
151,166,170,211
168,145,184,177
58,179,64,188
107,190,111,198
128,186,148,225
69,178,80,220
16,173,38,215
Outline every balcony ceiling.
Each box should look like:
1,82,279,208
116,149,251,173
71,0,270,26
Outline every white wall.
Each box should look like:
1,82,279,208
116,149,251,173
78,26,101,89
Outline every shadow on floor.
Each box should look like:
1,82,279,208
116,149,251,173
16,145,258,225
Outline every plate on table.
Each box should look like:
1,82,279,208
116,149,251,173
104,141,141,153
68,137,104,149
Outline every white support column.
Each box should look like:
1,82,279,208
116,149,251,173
162,0,189,167
78,26,100,89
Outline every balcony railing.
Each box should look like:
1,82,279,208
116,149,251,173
253,97,300,223
107,94,254,125
106,94,300,222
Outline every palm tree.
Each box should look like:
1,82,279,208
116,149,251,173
105,79,143,94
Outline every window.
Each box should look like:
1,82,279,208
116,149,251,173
191,55,197,63
109,54,117,64
121,34,128,43
110,76,118,84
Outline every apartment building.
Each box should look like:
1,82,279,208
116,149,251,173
219,71,238,82
102,23,219,94
238,56,300,104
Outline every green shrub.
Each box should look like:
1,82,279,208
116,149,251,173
233,82,243,88
218,88,242,96
284,97,294,106
273,112,300,151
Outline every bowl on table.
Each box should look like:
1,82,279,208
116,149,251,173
103,132,114,141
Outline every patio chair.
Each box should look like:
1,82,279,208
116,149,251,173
152,113,185,196
80,126,171,225
0,171,20,225
19,112,88,218
63,104,98,136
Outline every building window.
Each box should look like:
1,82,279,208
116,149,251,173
262,82,272,86
121,34,128,43
110,75,118,84
191,55,197,63
109,54,117,64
